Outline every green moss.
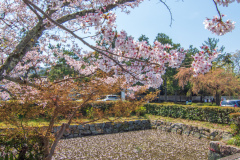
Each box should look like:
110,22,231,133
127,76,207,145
227,134,240,146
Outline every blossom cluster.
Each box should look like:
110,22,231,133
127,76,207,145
191,46,219,76
214,0,240,7
203,16,235,36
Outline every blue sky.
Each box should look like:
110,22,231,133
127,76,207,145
114,0,240,53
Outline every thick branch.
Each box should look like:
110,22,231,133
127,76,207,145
0,20,45,81
0,86,16,98
212,0,222,20
55,0,135,25
4,76,42,89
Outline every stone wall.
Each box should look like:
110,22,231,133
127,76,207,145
52,120,151,139
150,120,233,140
55,119,232,141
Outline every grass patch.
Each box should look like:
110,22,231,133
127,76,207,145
0,116,148,129
227,134,240,147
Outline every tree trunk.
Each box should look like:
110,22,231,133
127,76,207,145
216,91,221,106
44,123,68,160
158,86,161,103
174,91,177,103
164,77,167,102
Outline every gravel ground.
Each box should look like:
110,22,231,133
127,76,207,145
53,130,210,160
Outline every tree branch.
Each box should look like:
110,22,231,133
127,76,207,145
159,0,173,27
4,76,42,90
0,86,16,98
24,1,43,20
212,0,222,20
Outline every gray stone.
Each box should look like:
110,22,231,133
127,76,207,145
81,130,91,135
113,128,119,133
53,126,59,133
208,150,222,160
219,153,240,160
114,122,122,129
166,126,172,132
201,134,209,139
128,121,134,126
142,120,149,124
157,126,162,130
214,135,223,141
95,123,103,128
91,130,101,135
66,134,74,139
129,124,135,131
210,130,218,137
104,122,112,128
222,133,233,140
172,123,183,129
73,133,79,138
84,124,90,130
220,145,232,157
73,128,80,134
171,128,177,133
203,127,210,132
210,141,220,153
135,120,142,126
193,132,201,139
193,126,199,132
176,129,182,135
104,128,112,134
77,125,84,130
182,124,187,130
156,120,162,126
183,130,190,136
89,124,96,132
63,130,70,137
230,146,240,155
151,120,157,126
166,122,172,126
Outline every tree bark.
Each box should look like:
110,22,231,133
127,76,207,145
164,77,167,102
216,91,221,106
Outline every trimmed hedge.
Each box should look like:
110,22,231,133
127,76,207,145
144,103,240,124
78,101,115,116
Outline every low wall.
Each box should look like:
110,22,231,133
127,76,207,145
53,120,151,139
150,120,233,140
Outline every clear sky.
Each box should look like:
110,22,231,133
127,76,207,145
114,0,240,54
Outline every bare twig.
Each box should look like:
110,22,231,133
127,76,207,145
0,86,16,98
24,1,43,20
212,0,222,20
159,0,174,27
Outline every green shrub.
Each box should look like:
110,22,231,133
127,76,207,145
144,103,240,124
0,129,48,160
135,106,147,116
229,112,240,135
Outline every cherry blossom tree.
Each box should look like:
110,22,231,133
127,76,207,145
0,0,238,159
